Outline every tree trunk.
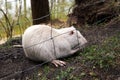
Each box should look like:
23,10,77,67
31,0,50,25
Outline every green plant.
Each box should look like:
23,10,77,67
82,35,120,68
56,67,75,80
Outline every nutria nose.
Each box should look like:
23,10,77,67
81,40,88,48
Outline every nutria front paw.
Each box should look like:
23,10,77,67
51,60,66,67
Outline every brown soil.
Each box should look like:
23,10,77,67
0,21,120,80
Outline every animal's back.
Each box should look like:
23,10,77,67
22,25,71,61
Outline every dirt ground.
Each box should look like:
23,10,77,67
0,21,120,80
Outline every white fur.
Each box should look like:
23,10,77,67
22,24,87,62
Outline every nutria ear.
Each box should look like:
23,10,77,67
69,31,74,35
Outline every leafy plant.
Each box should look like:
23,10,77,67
56,67,75,80
82,35,120,68
0,9,15,39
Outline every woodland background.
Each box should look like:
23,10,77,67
0,0,120,80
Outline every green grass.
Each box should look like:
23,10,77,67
0,14,31,40
81,35,120,68
55,67,75,80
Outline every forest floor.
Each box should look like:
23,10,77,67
0,20,120,80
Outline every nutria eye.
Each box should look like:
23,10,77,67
70,31,74,35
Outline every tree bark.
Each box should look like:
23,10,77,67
31,0,50,25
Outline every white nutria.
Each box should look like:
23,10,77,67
22,24,87,67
